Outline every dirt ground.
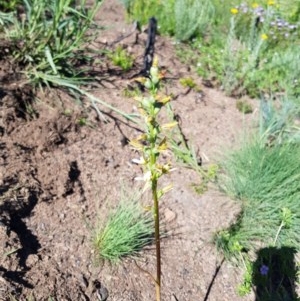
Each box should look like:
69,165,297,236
0,1,260,300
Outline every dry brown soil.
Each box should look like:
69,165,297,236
0,1,260,300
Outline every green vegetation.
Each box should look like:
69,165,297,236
119,0,214,41
130,58,174,301
179,77,199,90
2,0,101,87
196,2,300,98
93,196,154,263
236,99,253,114
122,85,142,98
0,0,20,12
120,0,300,99
217,141,300,255
108,45,134,71
0,0,137,122
215,97,300,298
2,0,300,299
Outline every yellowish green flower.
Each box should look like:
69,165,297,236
230,7,239,14
261,33,268,40
157,137,168,152
267,0,275,5
130,139,144,151
155,95,171,105
252,3,259,8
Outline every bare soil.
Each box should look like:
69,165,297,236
0,1,260,300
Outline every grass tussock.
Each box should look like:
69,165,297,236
93,196,155,263
214,96,300,296
4,0,102,86
217,139,300,258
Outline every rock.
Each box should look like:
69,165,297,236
26,254,39,266
164,208,176,223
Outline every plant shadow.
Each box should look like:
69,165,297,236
253,246,299,301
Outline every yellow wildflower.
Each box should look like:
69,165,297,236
230,7,239,14
261,33,268,40
252,3,259,8
267,0,275,5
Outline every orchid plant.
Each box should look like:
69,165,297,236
130,57,176,301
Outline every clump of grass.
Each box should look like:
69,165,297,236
260,97,300,145
5,0,101,86
174,0,214,41
216,139,300,297
216,96,300,297
216,139,300,259
220,140,300,208
93,197,154,264
1,0,138,122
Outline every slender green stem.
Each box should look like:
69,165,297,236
149,120,161,301
152,178,161,301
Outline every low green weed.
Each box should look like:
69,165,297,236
108,45,134,71
194,40,224,86
237,258,253,296
179,77,198,90
236,99,253,114
122,85,142,98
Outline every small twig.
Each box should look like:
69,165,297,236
133,259,156,284
203,257,225,301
